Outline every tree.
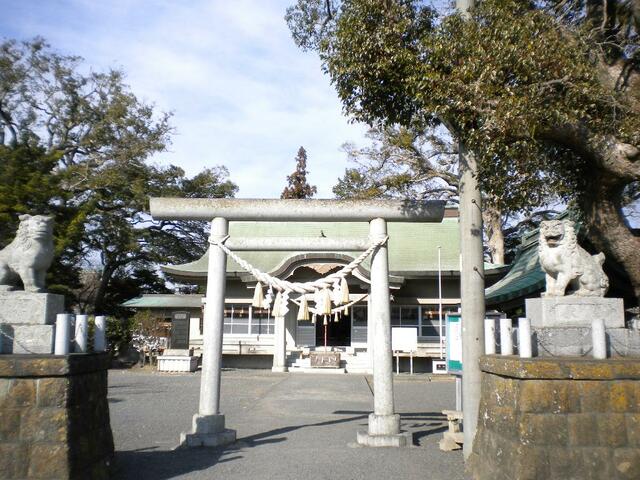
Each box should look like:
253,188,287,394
333,124,558,264
287,0,640,303
334,124,458,201
0,38,239,312
131,309,165,353
83,163,237,314
0,145,86,295
0,145,61,245
281,146,318,198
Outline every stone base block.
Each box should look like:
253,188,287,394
192,413,225,434
356,430,412,447
179,430,236,448
289,367,346,374
439,431,463,451
157,355,198,372
356,413,411,447
179,413,236,448
0,353,113,479
526,297,624,329
533,326,640,357
470,355,640,480
368,413,400,436
2,324,54,354
271,366,288,373
0,292,64,325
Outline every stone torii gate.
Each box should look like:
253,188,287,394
150,198,445,448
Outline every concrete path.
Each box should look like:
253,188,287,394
109,369,465,480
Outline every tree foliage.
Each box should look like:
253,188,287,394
281,146,318,199
333,124,458,201
0,38,238,313
0,145,62,244
287,0,640,303
333,123,558,264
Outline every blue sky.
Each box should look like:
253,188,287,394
0,0,369,198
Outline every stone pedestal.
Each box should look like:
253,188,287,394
469,355,640,480
356,413,412,447
0,292,64,354
532,326,640,357
0,353,114,479
526,297,624,328
179,413,236,448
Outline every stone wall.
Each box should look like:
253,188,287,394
0,353,113,479
469,355,640,480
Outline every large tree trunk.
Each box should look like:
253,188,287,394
542,124,640,305
93,263,116,314
580,179,640,304
483,204,505,265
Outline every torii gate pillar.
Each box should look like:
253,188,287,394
272,315,288,372
356,218,411,447
180,217,236,447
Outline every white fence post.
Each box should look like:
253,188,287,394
75,314,88,353
484,318,496,355
518,318,532,358
499,318,513,355
94,316,107,352
54,314,71,355
592,318,607,359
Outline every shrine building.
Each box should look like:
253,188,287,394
123,208,506,372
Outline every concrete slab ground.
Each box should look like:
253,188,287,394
109,369,466,480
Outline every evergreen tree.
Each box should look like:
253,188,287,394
287,0,640,303
0,38,239,312
281,147,318,199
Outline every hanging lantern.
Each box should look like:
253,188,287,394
321,288,332,315
340,277,350,305
312,313,317,324
297,295,310,321
252,281,264,308
334,312,339,323
323,315,328,325
344,306,349,316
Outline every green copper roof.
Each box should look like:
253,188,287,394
485,227,544,305
163,217,485,279
121,294,204,308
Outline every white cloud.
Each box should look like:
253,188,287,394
0,0,368,198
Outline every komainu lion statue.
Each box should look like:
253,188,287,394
0,214,54,293
538,219,609,297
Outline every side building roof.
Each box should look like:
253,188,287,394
121,294,204,309
484,228,544,306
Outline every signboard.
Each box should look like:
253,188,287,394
310,352,341,368
446,313,462,374
170,311,190,350
432,359,448,374
392,327,417,352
